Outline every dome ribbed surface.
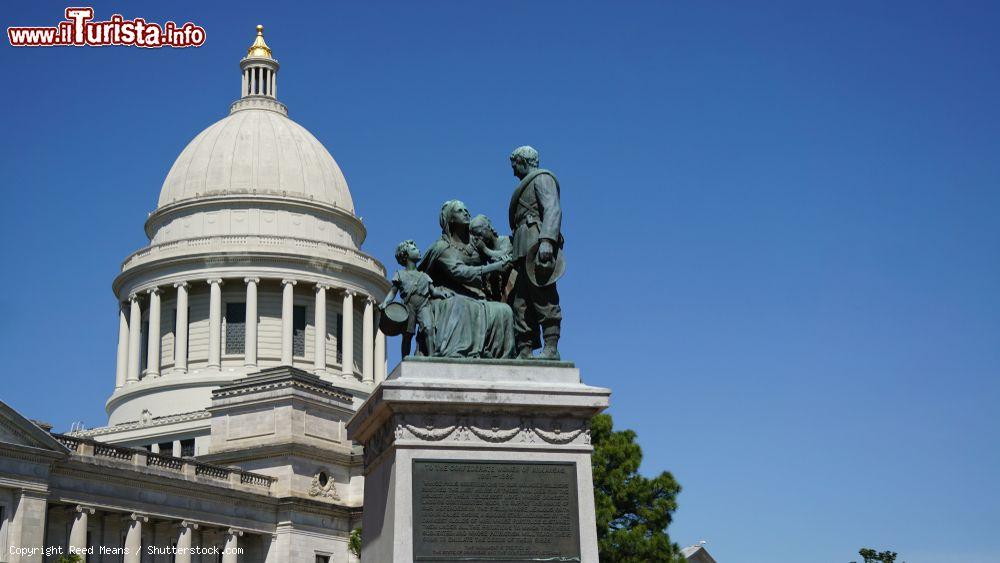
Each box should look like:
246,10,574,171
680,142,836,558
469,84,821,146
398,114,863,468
158,109,353,211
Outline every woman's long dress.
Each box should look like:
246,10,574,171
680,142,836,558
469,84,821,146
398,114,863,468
420,241,515,359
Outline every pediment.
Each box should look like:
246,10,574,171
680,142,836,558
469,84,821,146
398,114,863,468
0,400,68,452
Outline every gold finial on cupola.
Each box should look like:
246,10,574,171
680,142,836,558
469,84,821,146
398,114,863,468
247,24,273,59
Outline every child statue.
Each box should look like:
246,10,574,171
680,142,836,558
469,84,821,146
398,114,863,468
470,214,514,302
380,240,452,357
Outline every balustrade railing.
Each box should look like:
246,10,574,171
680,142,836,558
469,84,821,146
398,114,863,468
51,433,275,491
94,442,134,461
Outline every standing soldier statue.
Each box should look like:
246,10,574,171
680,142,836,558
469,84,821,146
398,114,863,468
507,146,566,360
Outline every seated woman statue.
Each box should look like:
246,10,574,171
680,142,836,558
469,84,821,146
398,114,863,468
418,200,516,359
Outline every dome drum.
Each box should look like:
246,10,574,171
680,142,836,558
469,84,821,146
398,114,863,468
145,196,366,249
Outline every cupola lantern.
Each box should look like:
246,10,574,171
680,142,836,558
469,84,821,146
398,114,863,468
240,25,279,100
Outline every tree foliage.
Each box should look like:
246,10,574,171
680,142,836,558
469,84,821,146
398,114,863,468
856,547,899,563
591,413,685,563
349,528,362,558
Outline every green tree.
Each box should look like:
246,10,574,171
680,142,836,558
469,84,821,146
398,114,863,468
856,547,899,563
349,528,362,558
591,413,685,563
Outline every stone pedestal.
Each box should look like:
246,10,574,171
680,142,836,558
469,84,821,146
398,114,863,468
347,358,610,563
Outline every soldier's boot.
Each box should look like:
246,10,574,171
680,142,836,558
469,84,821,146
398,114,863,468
516,341,534,360
537,323,561,361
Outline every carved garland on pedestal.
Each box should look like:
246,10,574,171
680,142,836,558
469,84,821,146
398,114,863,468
362,413,591,467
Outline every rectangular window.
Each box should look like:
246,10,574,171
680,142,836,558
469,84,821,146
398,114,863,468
225,302,247,355
336,314,343,364
293,305,306,357
140,320,149,372
157,442,173,455
316,556,330,563
180,439,195,457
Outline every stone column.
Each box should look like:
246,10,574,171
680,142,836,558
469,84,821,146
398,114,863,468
174,521,199,563
123,513,147,563
8,489,47,563
145,287,162,377
341,290,355,378
314,284,328,373
115,302,129,388
174,282,189,373
263,533,280,563
69,505,95,556
245,278,260,368
127,294,143,384
281,279,296,365
362,296,375,383
242,69,248,97
207,279,223,369
375,329,386,383
222,528,243,563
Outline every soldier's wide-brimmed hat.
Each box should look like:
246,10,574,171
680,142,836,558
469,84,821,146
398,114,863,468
526,241,566,287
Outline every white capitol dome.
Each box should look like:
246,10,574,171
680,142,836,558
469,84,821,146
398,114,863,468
104,27,390,428
158,104,354,212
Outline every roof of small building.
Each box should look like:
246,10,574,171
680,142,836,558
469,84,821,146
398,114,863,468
682,544,719,563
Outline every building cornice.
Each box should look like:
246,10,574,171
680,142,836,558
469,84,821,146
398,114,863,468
197,441,361,469
69,410,211,438
112,244,390,297
210,367,354,404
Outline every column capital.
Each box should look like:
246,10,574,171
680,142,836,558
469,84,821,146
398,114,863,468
281,279,297,286
364,295,377,306
316,283,331,291
128,293,141,302
244,277,261,284
125,512,149,523
174,520,200,530
147,286,162,296
75,505,96,515
206,278,224,286
226,528,245,537
342,289,357,298
173,281,190,289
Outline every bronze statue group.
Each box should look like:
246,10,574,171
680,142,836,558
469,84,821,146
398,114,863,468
379,146,565,361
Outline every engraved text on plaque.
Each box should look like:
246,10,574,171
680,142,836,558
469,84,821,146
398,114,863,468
412,460,581,562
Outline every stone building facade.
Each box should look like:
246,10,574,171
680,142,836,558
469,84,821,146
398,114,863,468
0,26,389,563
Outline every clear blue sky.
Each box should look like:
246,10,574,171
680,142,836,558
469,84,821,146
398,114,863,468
2,2,999,562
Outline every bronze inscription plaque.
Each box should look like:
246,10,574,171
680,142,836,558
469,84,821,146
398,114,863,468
412,460,581,562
